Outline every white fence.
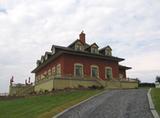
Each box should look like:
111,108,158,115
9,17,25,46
0,93,9,96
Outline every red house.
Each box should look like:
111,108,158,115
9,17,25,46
32,32,132,91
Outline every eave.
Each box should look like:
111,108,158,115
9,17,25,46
119,65,132,70
32,46,125,73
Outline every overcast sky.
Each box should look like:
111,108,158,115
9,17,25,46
0,0,160,93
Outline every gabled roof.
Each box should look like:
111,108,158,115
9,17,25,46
32,45,125,73
86,43,99,49
36,60,41,64
68,39,90,49
99,45,112,52
68,39,83,47
41,55,45,60
45,51,52,56
32,52,63,73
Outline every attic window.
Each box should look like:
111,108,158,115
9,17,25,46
52,47,55,54
105,49,112,56
75,44,82,51
41,57,44,63
91,47,98,54
45,55,48,60
36,61,41,66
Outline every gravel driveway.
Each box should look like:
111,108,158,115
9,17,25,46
57,89,153,118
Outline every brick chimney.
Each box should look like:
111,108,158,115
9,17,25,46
79,31,85,44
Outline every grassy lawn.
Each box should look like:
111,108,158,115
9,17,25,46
0,90,102,118
151,88,160,115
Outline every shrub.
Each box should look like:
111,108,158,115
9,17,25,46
156,76,160,83
88,85,104,90
78,85,84,89
44,90,49,94
139,83,155,88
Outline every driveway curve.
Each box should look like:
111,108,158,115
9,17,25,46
57,89,153,118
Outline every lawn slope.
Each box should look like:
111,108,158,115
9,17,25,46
0,90,101,118
151,88,160,115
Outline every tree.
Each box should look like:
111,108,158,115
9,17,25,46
156,76,160,83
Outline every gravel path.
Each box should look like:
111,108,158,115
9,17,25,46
58,89,153,118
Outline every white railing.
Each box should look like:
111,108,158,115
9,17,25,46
0,93,9,96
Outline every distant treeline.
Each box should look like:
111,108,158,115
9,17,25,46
139,83,155,87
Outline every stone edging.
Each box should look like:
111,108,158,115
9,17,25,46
147,88,160,118
52,90,108,118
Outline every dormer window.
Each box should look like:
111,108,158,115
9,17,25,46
75,41,84,51
90,43,99,54
41,56,44,63
99,45,112,56
36,60,41,66
51,46,55,54
91,47,98,54
75,44,82,51
45,55,48,60
106,46,112,56
105,48,112,56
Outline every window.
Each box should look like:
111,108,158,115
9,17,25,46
105,49,112,56
56,64,61,77
91,65,99,78
45,55,48,60
75,44,82,51
48,69,51,76
52,66,56,76
91,47,98,54
74,64,83,77
36,60,40,67
105,67,112,79
44,71,48,79
41,74,44,80
41,58,44,63
52,47,55,54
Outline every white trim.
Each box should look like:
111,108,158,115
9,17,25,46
41,56,44,63
74,63,84,77
52,66,56,76
45,54,48,60
105,48,112,56
105,67,113,79
75,41,84,51
90,65,99,78
91,47,99,54
56,64,61,77
52,47,56,54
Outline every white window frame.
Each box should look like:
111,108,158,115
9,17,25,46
45,55,48,60
74,63,84,77
91,65,99,78
41,58,44,63
75,42,84,51
48,69,51,76
105,67,113,79
56,64,61,77
52,66,56,76
91,45,99,54
52,47,55,54
105,49,112,56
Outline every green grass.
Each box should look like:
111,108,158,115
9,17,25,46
151,88,160,115
0,90,102,118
